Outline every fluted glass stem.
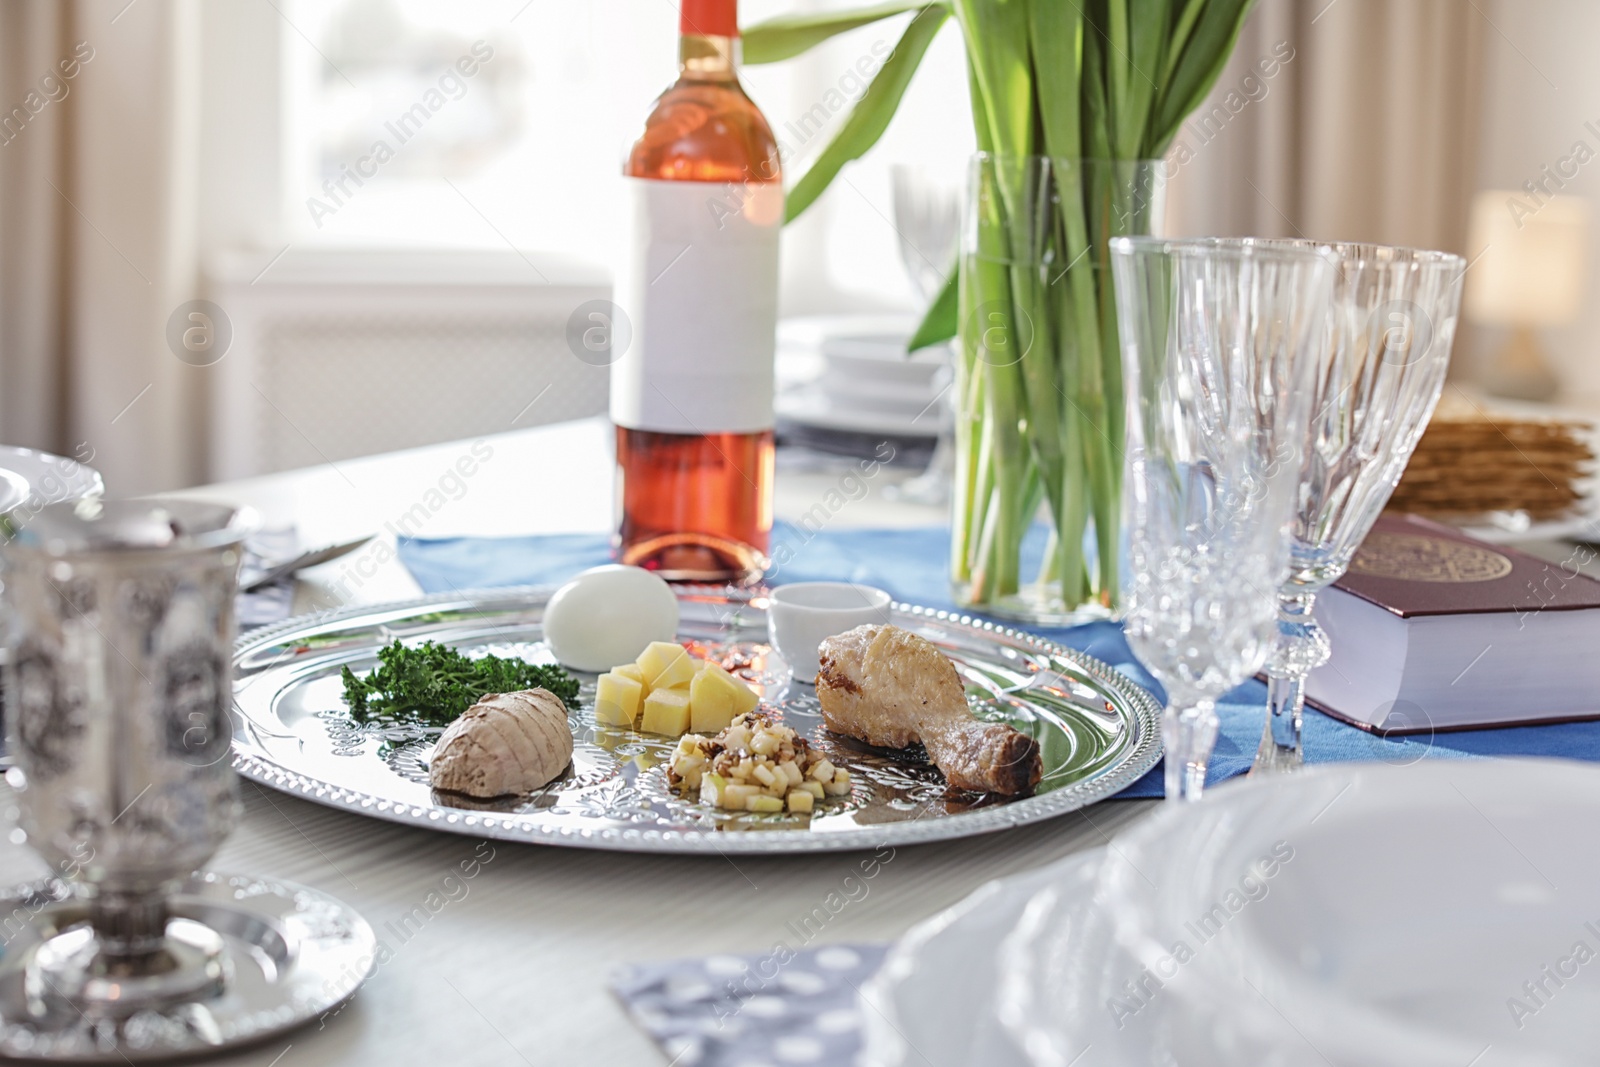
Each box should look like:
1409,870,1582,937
1164,698,1219,802
1254,590,1331,774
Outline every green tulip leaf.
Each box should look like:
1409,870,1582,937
908,267,959,352
1146,0,1257,155
782,4,950,223
743,1,943,65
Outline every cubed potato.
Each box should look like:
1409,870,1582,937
688,674,734,734
639,687,691,737
613,662,647,693
801,781,826,800
636,641,698,691
747,794,784,813
688,663,759,734
809,758,837,783
595,671,643,727
786,790,815,813
711,662,758,707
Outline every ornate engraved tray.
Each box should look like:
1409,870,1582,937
231,588,1162,854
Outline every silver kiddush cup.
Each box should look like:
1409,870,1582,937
2,498,253,1019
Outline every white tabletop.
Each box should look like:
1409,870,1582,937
0,417,1150,1065
175,417,950,613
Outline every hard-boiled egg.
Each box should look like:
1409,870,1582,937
542,564,679,672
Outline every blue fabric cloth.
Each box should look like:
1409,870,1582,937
610,942,888,1067
399,524,1600,800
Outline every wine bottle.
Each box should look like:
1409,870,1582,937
612,0,781,584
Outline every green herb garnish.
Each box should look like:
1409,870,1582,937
340,639,580,728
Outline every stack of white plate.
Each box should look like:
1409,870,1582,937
776,315,951,437
864,758,1600,1067
0,468,26,518
0,444,104,515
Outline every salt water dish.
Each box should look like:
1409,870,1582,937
766,581,892,683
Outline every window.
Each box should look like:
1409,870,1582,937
278,0,973,306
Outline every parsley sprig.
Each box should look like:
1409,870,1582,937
340,639,579,728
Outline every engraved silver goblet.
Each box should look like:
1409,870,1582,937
1244,241,1465,773
2,498,253,1020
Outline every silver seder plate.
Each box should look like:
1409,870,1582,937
231,588,1162,854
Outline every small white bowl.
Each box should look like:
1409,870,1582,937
767,582,892,684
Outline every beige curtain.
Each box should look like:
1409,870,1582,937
0,0,203,495
1166,0,1486,258
0,1,71,453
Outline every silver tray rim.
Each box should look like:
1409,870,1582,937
230,586,1164,855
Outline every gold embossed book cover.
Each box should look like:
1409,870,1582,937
1336,513,1600,618
1305,514,1600,733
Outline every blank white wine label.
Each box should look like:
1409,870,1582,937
611,177,781,434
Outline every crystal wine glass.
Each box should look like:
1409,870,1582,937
1110,236,1335,801
890,163,963,303
884,162,964,506
1245,240,1465,773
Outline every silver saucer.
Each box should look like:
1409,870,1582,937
0,872,375,1063
0,445,104,513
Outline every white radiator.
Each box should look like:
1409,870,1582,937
205,249,610,480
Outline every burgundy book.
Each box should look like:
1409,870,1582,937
1303,513,1600,733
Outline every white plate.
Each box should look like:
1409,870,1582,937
0,445,104,510
821,335,947,386
862,845,1176,1067
1453,507,1600,544
1103,759,1600,1066
860,852,1095,1067
777,383,947,437
817,370,944,413
0,468,26,517
870,760,1600,1067
776,314,951,437
778,314,922,353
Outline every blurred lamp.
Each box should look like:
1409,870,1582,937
1465,190,1590,401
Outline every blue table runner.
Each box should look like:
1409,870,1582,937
398,524,1600,799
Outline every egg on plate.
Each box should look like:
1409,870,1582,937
542,564,679,672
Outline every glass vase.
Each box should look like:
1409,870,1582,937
951,155,1166,625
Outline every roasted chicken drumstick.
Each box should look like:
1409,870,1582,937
815,624,1042,796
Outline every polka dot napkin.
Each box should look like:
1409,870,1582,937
610,942,888,1066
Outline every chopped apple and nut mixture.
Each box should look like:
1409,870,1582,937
667,712,852,814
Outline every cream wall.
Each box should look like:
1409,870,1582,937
1476,0,1600,405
